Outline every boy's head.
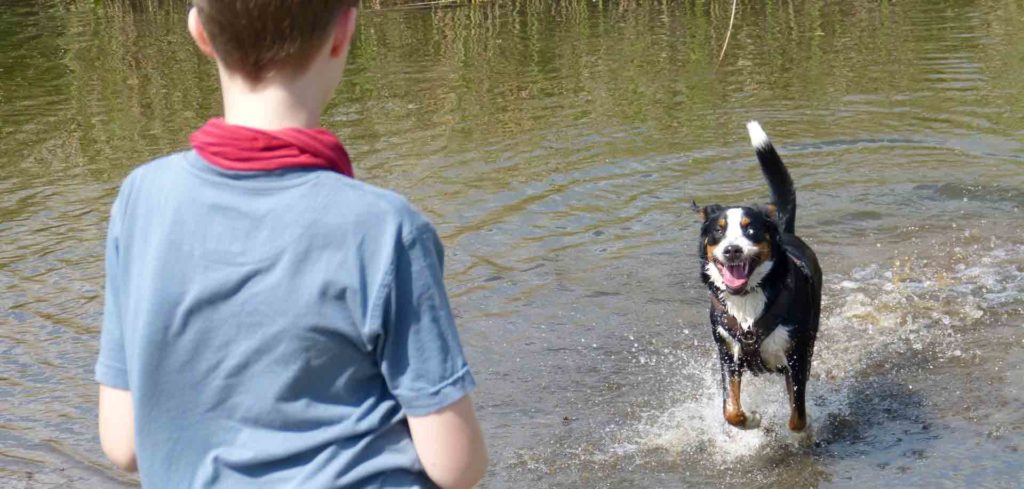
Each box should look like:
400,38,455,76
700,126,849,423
188,0,359,86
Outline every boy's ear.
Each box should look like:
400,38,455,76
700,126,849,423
329,8,359,59
187,8,217,60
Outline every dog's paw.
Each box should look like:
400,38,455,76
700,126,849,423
788,419,814,447
741,411,762,430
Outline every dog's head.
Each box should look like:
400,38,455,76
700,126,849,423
693,201,780,295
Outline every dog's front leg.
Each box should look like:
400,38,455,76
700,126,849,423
784,351,810,432
718,358,761,430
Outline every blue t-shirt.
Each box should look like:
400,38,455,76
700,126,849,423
94,150,475,488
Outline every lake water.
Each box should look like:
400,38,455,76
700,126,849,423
1,0,1022,487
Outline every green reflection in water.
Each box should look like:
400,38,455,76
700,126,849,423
5,1,1021,184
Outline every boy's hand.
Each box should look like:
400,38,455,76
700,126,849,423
407,396,487,489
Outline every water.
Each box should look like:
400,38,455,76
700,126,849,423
1,0,1022,487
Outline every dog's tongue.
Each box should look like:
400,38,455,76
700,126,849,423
723,263,750,289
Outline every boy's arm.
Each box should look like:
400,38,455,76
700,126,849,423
95,181,136,472
374,217,487,487
97,384,137,472
407,395,487,489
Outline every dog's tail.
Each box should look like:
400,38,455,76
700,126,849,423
746,121,796,234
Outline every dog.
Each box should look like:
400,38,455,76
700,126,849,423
692,121,822,433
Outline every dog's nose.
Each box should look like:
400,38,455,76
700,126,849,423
723,245,743,261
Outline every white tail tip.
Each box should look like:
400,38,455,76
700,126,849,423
747,120,770,149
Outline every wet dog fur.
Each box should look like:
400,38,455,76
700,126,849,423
693,121,822,433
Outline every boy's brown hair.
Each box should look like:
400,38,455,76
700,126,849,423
194,0,360,82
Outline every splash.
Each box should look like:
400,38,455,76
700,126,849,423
633,242,1024,461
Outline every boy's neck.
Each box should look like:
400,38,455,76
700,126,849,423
219,70,329,131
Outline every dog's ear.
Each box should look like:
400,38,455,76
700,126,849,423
692,201,722,222
691,200,703,220
760,204,783,236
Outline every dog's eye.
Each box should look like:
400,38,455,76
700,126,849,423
745,228,754,236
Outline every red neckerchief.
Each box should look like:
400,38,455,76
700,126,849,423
189,118,354,177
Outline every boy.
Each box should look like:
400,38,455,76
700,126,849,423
94,2,487,488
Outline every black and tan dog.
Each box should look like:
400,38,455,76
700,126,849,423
692,121,822,433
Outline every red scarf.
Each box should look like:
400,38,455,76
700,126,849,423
189,118,354,177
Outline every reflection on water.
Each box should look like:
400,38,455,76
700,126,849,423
1,0,1022,487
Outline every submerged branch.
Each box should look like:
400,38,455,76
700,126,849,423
716,0,738,68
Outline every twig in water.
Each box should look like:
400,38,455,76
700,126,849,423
716,0,738,67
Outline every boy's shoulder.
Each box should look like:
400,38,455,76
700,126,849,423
117,150,194,195
311,167,434,241
118,150,434,242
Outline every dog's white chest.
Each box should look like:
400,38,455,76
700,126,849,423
719,290,792,369
722,288,767,331
760,325,792,369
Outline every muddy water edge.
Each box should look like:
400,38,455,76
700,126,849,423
1,0,1022,487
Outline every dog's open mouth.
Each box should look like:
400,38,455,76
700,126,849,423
715,258,759,292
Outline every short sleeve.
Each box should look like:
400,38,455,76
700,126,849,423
94,188,130,390
377,221,475,417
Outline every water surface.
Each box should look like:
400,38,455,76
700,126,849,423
1,0,1022,487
